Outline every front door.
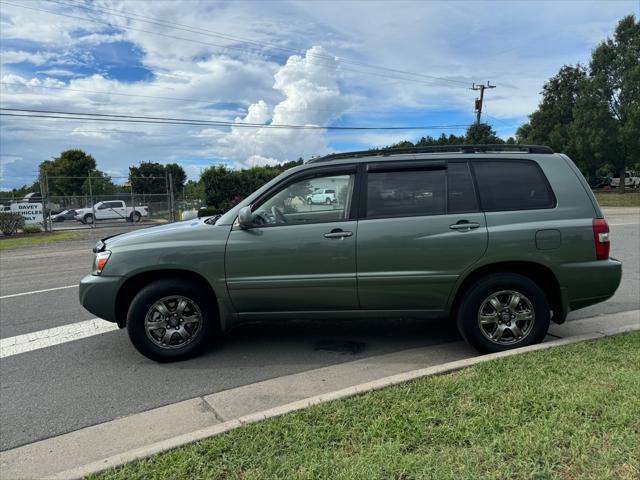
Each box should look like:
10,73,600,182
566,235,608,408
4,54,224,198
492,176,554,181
356,161,488,311
225,167,359,313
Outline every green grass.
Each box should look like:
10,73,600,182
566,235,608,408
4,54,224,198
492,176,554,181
0,231,81,250
595,191,640,207
93,332,640,480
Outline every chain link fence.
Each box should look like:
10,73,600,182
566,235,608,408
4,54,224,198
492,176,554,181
0,173,193,232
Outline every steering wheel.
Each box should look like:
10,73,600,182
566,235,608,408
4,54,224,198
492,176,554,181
271,206,287,224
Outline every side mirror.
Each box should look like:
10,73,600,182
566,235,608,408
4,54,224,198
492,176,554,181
237,206,253,229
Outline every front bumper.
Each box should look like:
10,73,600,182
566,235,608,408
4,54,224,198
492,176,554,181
79,274,125,323
558,258,623,312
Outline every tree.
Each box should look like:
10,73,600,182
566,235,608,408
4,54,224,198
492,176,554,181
129,161,167,194
39,149,97,196
516,65,587,159
81,170,117,196
200,161,303,212
165,163,187,195
183,180,205,201
589,14,640,184
517,15,639,181
465,123,503,144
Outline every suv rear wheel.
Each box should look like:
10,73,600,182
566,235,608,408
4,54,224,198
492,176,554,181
126,279,216,362
456,273,550,353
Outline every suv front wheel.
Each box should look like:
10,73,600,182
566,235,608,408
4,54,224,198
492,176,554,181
456,273,550,353
126,279,216,362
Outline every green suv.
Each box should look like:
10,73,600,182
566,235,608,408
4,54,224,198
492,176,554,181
79,145,622,362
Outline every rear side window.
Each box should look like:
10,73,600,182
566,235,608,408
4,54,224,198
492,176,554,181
447,162,478,213
473,161,555,211
366,169,446,217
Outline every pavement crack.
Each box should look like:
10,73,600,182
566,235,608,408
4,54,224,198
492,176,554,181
199,397,225,423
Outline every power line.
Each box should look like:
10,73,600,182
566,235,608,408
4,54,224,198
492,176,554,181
0,108,471,131
49,0,470,87
0,124,356,138
0,81,463,116
1,0,468,88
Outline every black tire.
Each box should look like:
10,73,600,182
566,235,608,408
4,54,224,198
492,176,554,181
83,214,94,224
307,197,312,205
325,198,332,205
131,211,141,223
456,273,550,354
126,279,217,362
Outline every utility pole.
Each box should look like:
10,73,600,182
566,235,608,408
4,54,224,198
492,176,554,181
471,81,496,124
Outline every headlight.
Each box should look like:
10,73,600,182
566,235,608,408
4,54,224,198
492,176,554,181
93,251,111,275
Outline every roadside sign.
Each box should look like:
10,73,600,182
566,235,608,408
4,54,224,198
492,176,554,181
10,202,44,224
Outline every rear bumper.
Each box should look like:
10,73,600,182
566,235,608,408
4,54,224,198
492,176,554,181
557,258,623,312
79,274,125,323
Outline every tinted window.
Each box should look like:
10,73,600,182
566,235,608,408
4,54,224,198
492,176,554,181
366,169,446,218
473,161,554,211
447,162,478,213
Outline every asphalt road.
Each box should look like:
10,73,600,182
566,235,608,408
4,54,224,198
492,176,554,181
1,210,638,451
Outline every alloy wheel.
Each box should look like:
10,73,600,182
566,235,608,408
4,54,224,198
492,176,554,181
477,290,535,345
144,295,203,349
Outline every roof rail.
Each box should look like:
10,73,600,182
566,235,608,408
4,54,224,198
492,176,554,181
307,144,554,163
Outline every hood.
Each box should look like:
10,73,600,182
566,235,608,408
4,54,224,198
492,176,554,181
99,219,220,251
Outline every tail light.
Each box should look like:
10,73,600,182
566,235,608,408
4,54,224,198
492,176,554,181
592,219,610,260
144,207,149,213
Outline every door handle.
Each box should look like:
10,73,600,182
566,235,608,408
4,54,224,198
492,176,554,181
324,228,353,239
449,221,480,231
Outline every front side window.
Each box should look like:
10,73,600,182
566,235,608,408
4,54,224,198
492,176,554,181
473,160,555,211
253,173,355,226
366,168,446,218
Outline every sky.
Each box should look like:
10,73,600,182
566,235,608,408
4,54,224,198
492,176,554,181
0,0,638,190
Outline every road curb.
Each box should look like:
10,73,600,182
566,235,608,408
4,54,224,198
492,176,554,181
48,322,639,480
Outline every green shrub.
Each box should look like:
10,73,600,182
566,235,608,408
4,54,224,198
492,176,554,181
0,212,25,236
22,224,43,234
197,207,219,218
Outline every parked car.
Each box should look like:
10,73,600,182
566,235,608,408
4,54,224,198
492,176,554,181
306,188,336,205
51,209,77,222
79,145,622,362
74,201,149,224
610,171,640,188
587,176,611,189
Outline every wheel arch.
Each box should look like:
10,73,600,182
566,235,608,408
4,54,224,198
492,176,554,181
115,269,220,329
449,261,564,324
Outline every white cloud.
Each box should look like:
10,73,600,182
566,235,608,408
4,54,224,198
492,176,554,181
1,0,638,189
215,46,352,167
1,50,56,66
36,69,83,77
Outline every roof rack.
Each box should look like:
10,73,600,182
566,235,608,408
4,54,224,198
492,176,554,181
307,144,554,163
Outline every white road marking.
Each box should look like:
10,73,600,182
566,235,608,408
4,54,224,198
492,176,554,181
0,285,78,300
609,222,638,226
0,318,119,359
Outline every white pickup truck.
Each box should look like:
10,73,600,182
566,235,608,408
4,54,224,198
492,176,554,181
74,200,149,224
611,171,640,188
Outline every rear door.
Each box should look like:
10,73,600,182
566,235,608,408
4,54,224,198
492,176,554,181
356,160,488,311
